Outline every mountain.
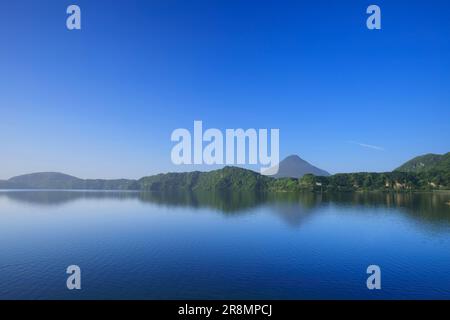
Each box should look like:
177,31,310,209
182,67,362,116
2,172,139,190
140,163,449,193
395,152,450,173
266,155,330,179
139,166,273,192
1,152,448,192
1,168,273,192
8,172,83,189
0,180,14,189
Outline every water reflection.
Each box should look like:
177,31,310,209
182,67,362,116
0,190,139,206
1,190,450,299
1,190,449,226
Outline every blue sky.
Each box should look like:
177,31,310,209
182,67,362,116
1,0,449,179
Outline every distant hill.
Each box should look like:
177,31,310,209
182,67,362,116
2,172,139,190
266,155,330,179
395,152,450,173
8,172,83,189
0,180,14,189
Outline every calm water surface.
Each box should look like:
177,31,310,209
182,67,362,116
0,190,449,299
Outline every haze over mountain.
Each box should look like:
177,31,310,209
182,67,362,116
266,155,330,179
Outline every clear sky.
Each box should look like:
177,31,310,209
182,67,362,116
1,0,449,179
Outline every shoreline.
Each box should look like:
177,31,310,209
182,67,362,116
1,188,450,194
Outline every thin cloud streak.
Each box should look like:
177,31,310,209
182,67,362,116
347,141,385,151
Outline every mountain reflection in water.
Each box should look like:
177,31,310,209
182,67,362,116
1,190,449,227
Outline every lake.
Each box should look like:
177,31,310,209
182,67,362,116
0,190,449,299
